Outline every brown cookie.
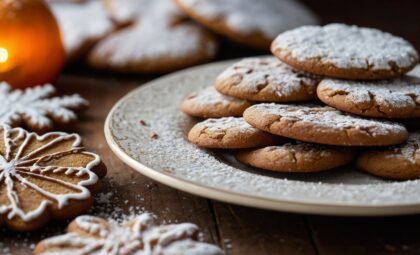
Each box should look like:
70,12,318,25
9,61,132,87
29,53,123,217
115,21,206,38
243,103,408,146
357,132,420,180
215,57,321,102
237,142,354,172
317,76,420,119
271,23,419,80
0,125,106,231
181,86,252,118
187,117,279,149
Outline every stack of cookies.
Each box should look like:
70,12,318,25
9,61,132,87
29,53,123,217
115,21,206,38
182,23,420,180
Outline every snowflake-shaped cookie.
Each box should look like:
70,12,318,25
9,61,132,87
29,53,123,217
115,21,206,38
0,82,89,132
35,213,224,255
0,125,106,231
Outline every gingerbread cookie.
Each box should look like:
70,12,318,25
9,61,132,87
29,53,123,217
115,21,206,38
215,57,321,102
0,82,88,132
175,0,318,50
271,23,419,80
243,104,408,146
88,0,218,73
317,76,420,119
357,132,420,180
237,142,354,172
181,86,252,118
188,117,279,149
0,125,106,231
35,213,223,254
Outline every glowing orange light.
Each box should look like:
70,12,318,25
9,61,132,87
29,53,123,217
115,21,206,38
0,48,8,64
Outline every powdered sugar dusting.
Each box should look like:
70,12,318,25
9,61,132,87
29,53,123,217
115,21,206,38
196,117,257,134
272,23,419,70
186,86,247,107
385,132,420,164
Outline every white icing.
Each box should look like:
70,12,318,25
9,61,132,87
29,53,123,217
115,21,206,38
0,125,101,222
178,0,318,38
0,82,88,130
196,117,257,134
272,23,419,70
185,86,247,107
39,213,223,255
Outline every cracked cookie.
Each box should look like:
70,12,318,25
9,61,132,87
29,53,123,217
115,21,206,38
243,104,408,146
357,132,420,180
187,117,279,149
181,86,252,118
271,23,419,80
237,142,354,172
215,57,321,102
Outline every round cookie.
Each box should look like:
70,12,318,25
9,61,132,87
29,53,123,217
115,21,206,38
357,132,420,180
215,57,321,102
88,0,218,73
317,76,420,119
271,23,419,80
237,142,354,172
175,0,318,50
188,117,279,149
181,86,252,118
243,103,408,146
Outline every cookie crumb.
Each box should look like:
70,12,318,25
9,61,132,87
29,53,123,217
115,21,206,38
139,119,147,126
150,132,159,139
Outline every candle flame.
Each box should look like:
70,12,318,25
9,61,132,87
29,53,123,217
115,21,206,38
0,48,9,64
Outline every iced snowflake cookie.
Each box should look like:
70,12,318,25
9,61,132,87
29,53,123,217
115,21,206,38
357,132,420,180
271,23,419,80
88,0,218,73
49,0,115,62
0,83,88,132
181,87,252,118
175,0,318,49
243,104,408,146
188,117,280,149
237,142,354,173
34,213,223,254
215,57,321,102
0,125,106,231
317,76,420,119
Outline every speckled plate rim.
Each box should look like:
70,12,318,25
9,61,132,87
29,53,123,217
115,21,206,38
104,60,420,216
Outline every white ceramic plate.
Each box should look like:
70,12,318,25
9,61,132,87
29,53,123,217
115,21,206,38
105,59,420,216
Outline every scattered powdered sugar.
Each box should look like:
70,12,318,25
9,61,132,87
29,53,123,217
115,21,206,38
385,132,420,164
185,86,247,107
196,117,257,134
266,142,333,157
178,0,318,38
272,23,419,70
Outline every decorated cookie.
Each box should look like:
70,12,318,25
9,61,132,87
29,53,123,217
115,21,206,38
0,125,106,231
215,57,321,102
243,104,408,146
34,213,223,254
175,0,318,50
237,142,354,172
317,76,420,119
49,0,115,62
88,0,218,73
271,23,419,80
181,86,252,118
357,132,420,180
0,82,88,132
188,117,279,149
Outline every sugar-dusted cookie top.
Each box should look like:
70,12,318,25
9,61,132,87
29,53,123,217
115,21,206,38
215,57,321,102
243,103,408,146
317,75,420,118
175,0,318,49
271,23,419,79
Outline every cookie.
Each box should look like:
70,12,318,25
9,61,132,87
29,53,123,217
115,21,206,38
88,0,218,73
215,57,321,102
237,142,354,172
188,117,279,149
49,0,115,62
317,76,420,119
175,0,318,50
181,86,252,118
271,23,419,80
35,213,223,254
243,104,408,146
0,125,106,231
0,82,88,132
357,132,420,180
